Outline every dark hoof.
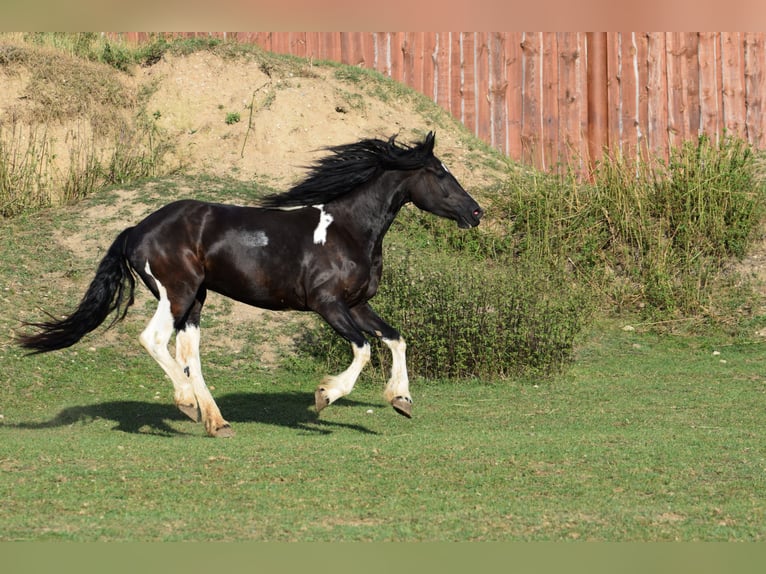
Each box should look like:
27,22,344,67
212,424,235,438
392,396,412,418
178,403,201,422
314,387,330,414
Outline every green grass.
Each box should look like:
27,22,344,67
2,321,765,541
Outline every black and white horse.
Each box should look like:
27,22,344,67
18,132,483,437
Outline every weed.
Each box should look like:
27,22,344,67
0,124,54,216
490,135,766,326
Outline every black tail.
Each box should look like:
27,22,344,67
17,228,136,353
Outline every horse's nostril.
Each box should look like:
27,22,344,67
473,208,484,219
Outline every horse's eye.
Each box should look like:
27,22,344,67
430,165,448,178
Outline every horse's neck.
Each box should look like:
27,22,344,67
337,172,410,248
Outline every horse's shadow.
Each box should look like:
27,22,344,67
11,391,382,437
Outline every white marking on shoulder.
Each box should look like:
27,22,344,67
441,162,451,174
313,204,334,245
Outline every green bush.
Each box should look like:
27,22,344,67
375,251,593,379
304,248,594,381
495,135,765,321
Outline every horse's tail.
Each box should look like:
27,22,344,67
17,228,136,353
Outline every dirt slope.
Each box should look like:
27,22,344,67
134,50,494,190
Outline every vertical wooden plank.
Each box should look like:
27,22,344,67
402,32,424,93
389,32,404,83
304,32,322,61
619,32,641,162
413,32,425,95
744,33,766,147
340,33,352,64
373,32,390,76
635,33,650,157
506,33,524,161
342,32,357,64
354,32,368,66
698,32,723,142
288,32,307,58
521,32,543,168
284,32,298,55
370,33,380,72
541,32,558,171
587,32,609,172
260,32,275,52
361,34,375,70
401,34,414,86
683,33,701,139
422,32,437,100
475,32,491,145
489,33,509,153
320,32,342,61
270,33,288,55
434,32,451,112
461,33,477,136
557,32,585,171
666,32,685,148
721,32,747,138
450,32,463,122
646,32,669,160
605,32,621,156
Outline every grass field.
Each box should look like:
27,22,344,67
1,181,765,541
1,319,765,541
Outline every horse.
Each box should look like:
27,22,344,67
17,131,484,437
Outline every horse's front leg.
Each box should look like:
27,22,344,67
313,303,370,413
350,303,412,418
380,337,412,418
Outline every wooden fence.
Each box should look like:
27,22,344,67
113,32,766,173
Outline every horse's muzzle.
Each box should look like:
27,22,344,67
459,206,484,228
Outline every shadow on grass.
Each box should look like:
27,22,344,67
10,391,382,437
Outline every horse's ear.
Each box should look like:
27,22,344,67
424,131,436,154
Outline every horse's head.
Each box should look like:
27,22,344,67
408,132,484,228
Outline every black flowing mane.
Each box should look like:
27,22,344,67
259,132,437,208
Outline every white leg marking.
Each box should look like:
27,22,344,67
139,269,196,411
319,342,371,405
176,325,230,434
382,337,411,404
313,204,334,245
140,263,230,435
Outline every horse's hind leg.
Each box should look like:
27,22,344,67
138,276,199,423
175,305,234,438
139,265,232,437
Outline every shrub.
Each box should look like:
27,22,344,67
495,135,766,321
304,248,594,381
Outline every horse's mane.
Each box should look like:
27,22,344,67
259,132,437,208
